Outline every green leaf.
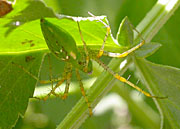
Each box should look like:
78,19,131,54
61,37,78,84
116,16,133,47
134,58,180,129
135,42,162,58
0,51,44,129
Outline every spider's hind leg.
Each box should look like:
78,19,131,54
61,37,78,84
94,58,167,99
75,68,93,116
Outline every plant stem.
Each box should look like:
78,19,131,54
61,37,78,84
135,0,180,42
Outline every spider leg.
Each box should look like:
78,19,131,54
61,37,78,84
61,63,72,100
88,12,111,58
77,21,90,72
103,40,145,58
75,68,93,116
35,63,71,101
94,58,167,99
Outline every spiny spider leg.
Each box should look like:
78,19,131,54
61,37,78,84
77,20,93,115
77,21,90,72
11,62,39,81
11,56,70,101
75,68,93,116
12,58,64,85
88,12,110,58
88,15,166,98
89,12,146,59
36,74,65,101
45,62,72,100
94,58,167,99
35,62,71,101
108,22,146,58
103,40,145,58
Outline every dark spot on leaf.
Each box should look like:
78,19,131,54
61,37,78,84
21,41,26,45
25,56,35,62
29,40,33,43
21,39,34,47
30,43,35,47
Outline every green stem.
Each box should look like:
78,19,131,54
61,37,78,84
135,0,180,42
57,0,180,129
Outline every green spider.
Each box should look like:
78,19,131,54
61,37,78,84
14,13,166,116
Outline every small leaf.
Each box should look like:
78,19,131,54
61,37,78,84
135,42,162,58
134,58,180,129
116,16,133,47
